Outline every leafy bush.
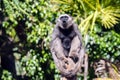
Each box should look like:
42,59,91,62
0,0,120,80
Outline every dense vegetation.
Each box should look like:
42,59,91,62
0,0,120,80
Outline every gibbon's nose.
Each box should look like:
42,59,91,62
63,20,66,23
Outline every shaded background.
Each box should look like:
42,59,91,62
0,0,120,80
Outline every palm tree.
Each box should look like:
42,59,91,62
50,0,120,34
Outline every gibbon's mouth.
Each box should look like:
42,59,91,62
62,23,67,28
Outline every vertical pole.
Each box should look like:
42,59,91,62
84,54,88,80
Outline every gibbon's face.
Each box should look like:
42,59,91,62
56,14,73,29
93,60,106,77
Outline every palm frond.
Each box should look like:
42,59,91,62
100,7,120,28
91,10,98,32
50,0,120,34
79,13,94,34
83,0,96,10
50,0,73,5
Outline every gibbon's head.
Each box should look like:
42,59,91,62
93,59,107,77
56,14,74,29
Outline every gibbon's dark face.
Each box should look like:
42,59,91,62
60,15,69,28
93,59,106,77
56,14,73,29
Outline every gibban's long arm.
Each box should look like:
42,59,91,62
69,36,81,61
68,41,88,80
50,26,67,61
50,27,72,77
50,37,67,61
66,24,88,79
67,47,87,78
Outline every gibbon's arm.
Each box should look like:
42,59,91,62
50,37,67,61
50,37,75,77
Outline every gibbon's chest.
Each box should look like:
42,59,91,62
58,26,76,39
58,26,77,56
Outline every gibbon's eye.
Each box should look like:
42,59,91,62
60,16,69,23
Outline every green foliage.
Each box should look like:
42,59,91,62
0,0,120,80
1,0,55,80
1,70,13,80
87,27,120,60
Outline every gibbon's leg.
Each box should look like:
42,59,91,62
67,47,86,77
69,36,81,63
